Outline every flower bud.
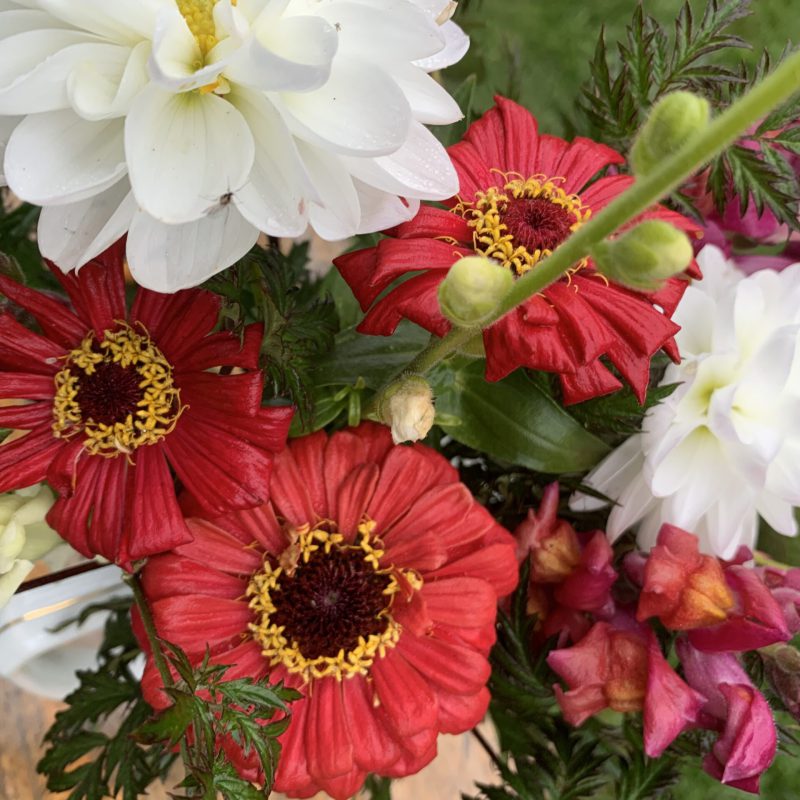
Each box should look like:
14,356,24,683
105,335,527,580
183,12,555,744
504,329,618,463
761,643,800,720
0,484,62,608
379,376,435,444
438,256,514,327
630,91,710,177
591,220,694,292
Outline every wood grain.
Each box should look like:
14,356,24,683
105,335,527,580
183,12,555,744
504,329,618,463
0,677,498,799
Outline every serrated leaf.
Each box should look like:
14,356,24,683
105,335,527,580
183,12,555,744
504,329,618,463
430,361,610,473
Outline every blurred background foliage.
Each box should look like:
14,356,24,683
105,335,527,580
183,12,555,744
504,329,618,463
450,0,800,136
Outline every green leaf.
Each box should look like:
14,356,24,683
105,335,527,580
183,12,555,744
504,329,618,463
311,321,431,390
758,512,800,566
431,361,610,473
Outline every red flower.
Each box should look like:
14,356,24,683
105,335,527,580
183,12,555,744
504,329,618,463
547,621,703,756
633,524,734,630
515,483,616,643
677,640,777,793
335,97,701,404
137,423,517,800
0,242,292,566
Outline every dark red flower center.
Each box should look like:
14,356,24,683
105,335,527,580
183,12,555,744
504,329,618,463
460,175,591,276
75,360,145,425
52,324,183,458
270,544,392,660
501,196,576,254
248,523,419,680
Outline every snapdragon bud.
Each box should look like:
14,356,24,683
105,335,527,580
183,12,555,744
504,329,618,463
630,91,710,177
591,220,693,292
761,643,800,720
379,376,435,444
438,256,514,327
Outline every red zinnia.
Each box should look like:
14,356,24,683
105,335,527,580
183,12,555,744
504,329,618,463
0,242,292,565
138,422,517,799
335,97,701,404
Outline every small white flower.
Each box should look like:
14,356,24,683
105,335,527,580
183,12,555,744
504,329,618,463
0,0,466,291
574,246,800,558
382,375,435,443
0,483,63,608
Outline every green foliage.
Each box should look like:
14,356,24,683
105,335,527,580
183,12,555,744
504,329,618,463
37,598,176,800
430,361,610,474
0,196,47,286
581,1,800,229
205,242,338,422
758,511,800,566
581,0,750,153
138,642,301,800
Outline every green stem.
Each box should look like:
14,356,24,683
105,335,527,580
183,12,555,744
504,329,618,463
368,51,800,412
123,572,173,688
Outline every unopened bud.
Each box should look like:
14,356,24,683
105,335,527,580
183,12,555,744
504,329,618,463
438,256,514,327
761,643,800,720
591,220,693,292
379,376,435,445
630,91,710,177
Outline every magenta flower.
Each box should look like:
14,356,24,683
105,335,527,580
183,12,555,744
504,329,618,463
677,641,777,794
688,566,790,652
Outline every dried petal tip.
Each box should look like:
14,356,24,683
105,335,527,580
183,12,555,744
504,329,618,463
379,376,435,444
630,91,710,177
592,220,694,292
438,256,514,327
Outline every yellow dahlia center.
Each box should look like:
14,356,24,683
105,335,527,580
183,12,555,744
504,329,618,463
459,174,592,276
176,0,219,56
248,520,421,682
52,323,183,458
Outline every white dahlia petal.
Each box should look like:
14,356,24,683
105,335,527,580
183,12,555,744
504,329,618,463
0,30,107,114
0,114,21,183
580,245,800,558
67,41,149,120
315,0,444,63
354,180,419,234
148,5,227,92
5,111,125,204
38,178,135,270
281,55,411,156
344,119,458,200
296,140,360,240
0,0,467,285
224,12,336,92
34,0,159,44
392,62,462,124
125,84,255,224
127,205,259,292
228,87,310,236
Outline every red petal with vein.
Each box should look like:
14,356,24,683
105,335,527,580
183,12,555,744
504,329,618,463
142,553,245,600
0,427,61,493
358,272,451,337
0,273,83,346
50,242,126,335
150,596,252,655
0,372,55,400
371,650,438,737
0,314,64,373
123,446,193,562
342,675,402,772
305,680,354,781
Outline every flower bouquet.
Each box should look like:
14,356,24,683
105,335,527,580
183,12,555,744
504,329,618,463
1,0,800,798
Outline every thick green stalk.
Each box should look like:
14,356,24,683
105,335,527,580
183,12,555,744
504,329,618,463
369,51,800,405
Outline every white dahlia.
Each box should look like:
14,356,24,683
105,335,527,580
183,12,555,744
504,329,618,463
574,246,800,559
0,0,466,290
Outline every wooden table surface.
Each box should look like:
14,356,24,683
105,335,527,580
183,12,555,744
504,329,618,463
0,677,497,800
